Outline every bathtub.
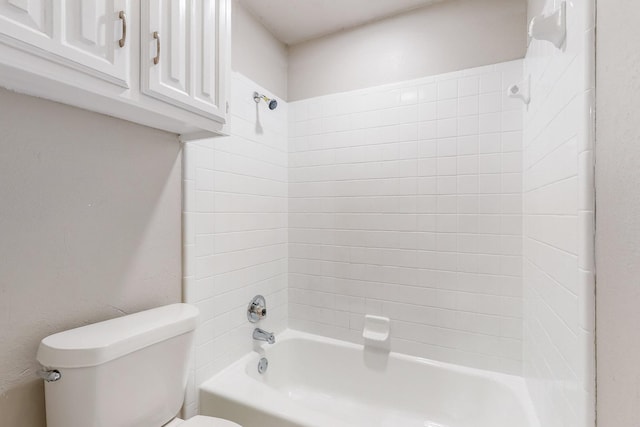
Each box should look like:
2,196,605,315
199,330,540,427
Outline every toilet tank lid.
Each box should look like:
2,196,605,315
37,304,199,368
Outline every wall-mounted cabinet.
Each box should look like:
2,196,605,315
0,0,229,138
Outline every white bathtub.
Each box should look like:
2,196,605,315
199,330,540,427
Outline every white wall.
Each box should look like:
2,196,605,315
232,0,288,100
288,60,525,374
596,1,640,425
522,1,595,426
182,73,288,417
287,0,527,101
0,90,182,427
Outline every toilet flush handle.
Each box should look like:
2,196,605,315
37,369,61,382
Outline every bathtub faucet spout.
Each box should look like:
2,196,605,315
253,328,276,344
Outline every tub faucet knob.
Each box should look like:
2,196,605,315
247,295,267,323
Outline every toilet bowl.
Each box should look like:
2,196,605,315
37,304,242,427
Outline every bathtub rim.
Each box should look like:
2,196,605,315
199,328,541,427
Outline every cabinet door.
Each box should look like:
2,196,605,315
142,0,228,123
191,0,222,113
60,0,131,87
0,0,53,50
0,0,130,88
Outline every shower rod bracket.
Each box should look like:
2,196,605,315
528,1,566,50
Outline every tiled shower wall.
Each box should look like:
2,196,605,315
182,73,288,416
522,1,596,427
288,61,525,374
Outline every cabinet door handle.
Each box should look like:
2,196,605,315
118,11,127,48
153,31,160,65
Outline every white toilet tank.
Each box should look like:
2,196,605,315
37,304,199,427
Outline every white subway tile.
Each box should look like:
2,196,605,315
479,113,502,134
479,133,502,154
437,99,458,119
458,76,480,97
457,155,479,174
457,136,479,156
458,96,479,116
437,138,458,157
419,102,438,121
437,157,457,176
437,80,458,100
419,83,438,102
480,92,502,114
458,116,479,136
480,72,502,94
437,118,457,138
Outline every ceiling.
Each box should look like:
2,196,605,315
238,0,446,45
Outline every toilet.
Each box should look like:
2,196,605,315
36,303,241,427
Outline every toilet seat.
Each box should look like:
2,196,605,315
178,416,242,427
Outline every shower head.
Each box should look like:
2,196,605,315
254,92,278,110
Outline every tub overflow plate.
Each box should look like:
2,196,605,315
258,357,268,374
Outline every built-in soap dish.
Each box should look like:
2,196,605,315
363,315,390,351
